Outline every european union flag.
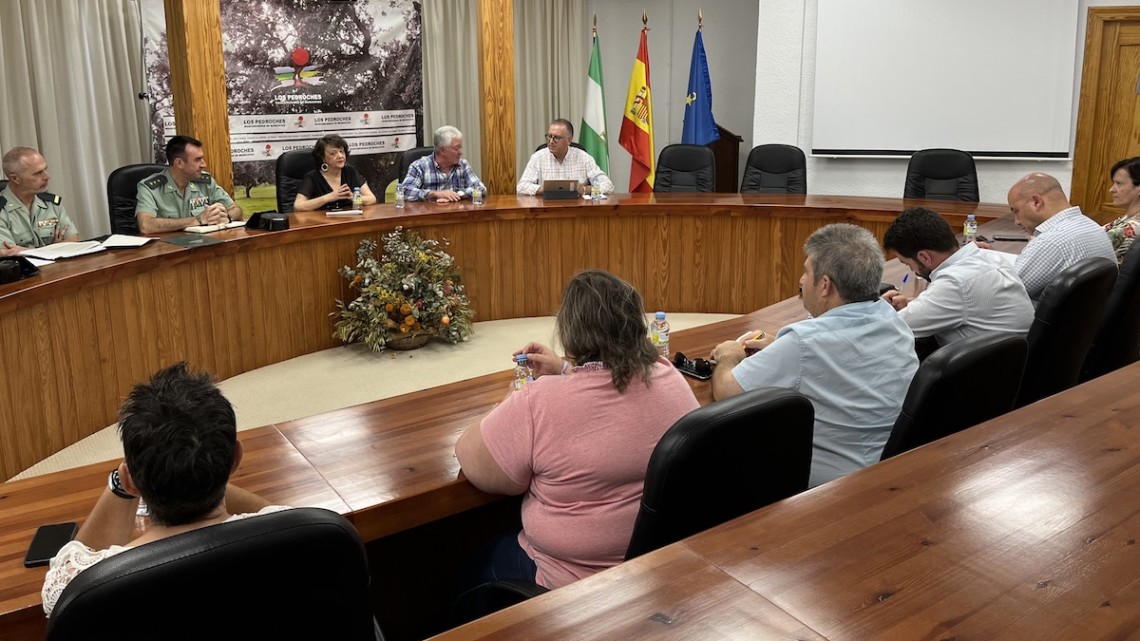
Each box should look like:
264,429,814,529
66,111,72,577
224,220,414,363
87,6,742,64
681,29,719,145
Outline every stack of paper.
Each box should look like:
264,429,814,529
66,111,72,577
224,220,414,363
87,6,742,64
19,235,154,265
185,220,247,234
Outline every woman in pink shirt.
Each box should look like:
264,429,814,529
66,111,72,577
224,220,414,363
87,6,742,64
455,269,699,589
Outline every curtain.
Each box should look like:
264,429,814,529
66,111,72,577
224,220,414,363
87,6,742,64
422,0,482,176
513,0,589,175
0,0,150,238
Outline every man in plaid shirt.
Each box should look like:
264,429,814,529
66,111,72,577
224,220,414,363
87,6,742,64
400,125,485,202
1005,173,1116,303
517,119,614,196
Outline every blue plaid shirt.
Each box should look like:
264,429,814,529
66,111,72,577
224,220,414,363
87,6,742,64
399,154,485,201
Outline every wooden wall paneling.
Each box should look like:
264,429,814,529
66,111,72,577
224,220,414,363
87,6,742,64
162,0,235,193
475,0,517,195
44,296,85,447
677,215,709,313
0,317,19,477
88,284,126,427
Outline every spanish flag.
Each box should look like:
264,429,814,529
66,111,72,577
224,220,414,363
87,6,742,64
619,27,655,192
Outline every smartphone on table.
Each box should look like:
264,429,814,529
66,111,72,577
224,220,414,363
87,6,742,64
24,522,78,568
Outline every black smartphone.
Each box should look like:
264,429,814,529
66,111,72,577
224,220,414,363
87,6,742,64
673,352,714,381
24,522,78,568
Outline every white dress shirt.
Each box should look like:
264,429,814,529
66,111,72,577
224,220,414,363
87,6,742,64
516,147,615,196
898,243,1035,344
1015,206,1116,302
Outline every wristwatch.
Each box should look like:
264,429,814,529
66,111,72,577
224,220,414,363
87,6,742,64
108,468,137,499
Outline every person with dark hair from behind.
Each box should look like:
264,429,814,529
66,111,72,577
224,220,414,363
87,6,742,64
41,362,286,616
135,135,243,234
292,134,377,211
881,207,1033,347
454,269,698,590
1104,156,1140,264
516,118,614,196
710,224,918,487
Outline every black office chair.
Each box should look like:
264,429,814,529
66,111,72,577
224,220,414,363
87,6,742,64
106,163,166,235
881,332,1028,460
533,142,587,153
653,144,716,193
0,179,7,192
1016,257,1118,408
46,508,381,641
275,150,316,213
740,144,807,194
399,146,434,183
903,148,979,202
450,387,814,624
1081,240,1140,381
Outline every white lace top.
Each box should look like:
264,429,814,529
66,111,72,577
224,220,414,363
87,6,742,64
41,505,290,616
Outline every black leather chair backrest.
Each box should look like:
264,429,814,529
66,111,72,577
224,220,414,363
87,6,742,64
881,332,1028,460
1082,240,1140,381
275,150,316,213
0,179,7,192
106,164,167,235
46,508,379,641
533,142,587,152
740,144,806,194
624,387,813,561
653,144,716,193
399,146,435,183
903,148,979,202
1017,257,1118,407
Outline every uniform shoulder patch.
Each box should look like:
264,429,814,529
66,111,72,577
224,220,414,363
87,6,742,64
142,174,167,190
36,192,62,206
192,171,214,185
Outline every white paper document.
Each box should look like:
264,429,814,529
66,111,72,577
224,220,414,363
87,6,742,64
102,234,153,248
185,220,247,234
20,241,106,261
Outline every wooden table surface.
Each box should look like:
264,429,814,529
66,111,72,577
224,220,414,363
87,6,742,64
0,209,1029,639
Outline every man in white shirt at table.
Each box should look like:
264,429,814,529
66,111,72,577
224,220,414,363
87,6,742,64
881,207,1034,345
516,119,614,196
1004,172,1115,303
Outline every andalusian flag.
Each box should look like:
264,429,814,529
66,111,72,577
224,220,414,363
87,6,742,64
580,29,609,174
619,27,655,192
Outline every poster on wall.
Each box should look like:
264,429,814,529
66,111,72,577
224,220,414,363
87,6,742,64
141,0,423,211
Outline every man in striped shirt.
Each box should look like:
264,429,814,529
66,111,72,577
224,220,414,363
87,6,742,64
517,119,614,196
1006,173,1115,303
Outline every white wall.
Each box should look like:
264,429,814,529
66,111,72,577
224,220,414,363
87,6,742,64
754,0,1134,204
589,0,758,192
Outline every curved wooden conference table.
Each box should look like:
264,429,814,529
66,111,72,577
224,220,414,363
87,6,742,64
0,193,1013,639
0,193,1007,481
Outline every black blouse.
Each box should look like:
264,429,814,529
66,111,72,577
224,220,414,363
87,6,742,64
298,165,365,209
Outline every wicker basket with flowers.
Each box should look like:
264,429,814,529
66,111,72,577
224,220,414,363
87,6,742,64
333,227,474,351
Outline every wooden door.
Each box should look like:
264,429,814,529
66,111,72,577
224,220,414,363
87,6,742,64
1073,8,1140,223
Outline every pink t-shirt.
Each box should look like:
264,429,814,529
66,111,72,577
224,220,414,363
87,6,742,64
480,358,699,589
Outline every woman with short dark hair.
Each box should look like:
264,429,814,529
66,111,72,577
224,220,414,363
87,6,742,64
1105,156,1140,264
455,269,699,590
292,134,377,211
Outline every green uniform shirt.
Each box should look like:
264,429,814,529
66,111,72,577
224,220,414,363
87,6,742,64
0,186,75,248
134,169,235,219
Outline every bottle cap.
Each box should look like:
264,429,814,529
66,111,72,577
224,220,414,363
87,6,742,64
655,311,666,320
967,214,975,219
515,353,528,363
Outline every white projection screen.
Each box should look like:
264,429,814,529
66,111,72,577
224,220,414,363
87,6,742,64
811,0,1079,158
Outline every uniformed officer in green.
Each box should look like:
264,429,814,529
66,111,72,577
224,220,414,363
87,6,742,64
0,147,79,256
135,135,243,234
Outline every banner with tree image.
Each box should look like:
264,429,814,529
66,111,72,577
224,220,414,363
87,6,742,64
142,0,423,210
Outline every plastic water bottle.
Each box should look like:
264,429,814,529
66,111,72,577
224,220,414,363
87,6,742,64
394,186,405,209
963,214,977,245
512,354,534,391
472,184,484,205
650,311,670,357
591,182,601,201
352,187,364,209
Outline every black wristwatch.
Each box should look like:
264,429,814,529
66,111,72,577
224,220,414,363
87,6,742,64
108,469,137,499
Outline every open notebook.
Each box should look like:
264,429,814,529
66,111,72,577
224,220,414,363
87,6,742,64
20,235,154,264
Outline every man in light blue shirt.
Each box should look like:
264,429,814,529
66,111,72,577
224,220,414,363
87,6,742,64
711,224,919,487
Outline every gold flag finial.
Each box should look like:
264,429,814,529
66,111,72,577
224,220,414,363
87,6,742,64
642,11,648,28
593,12,597,35
698,8,703,30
